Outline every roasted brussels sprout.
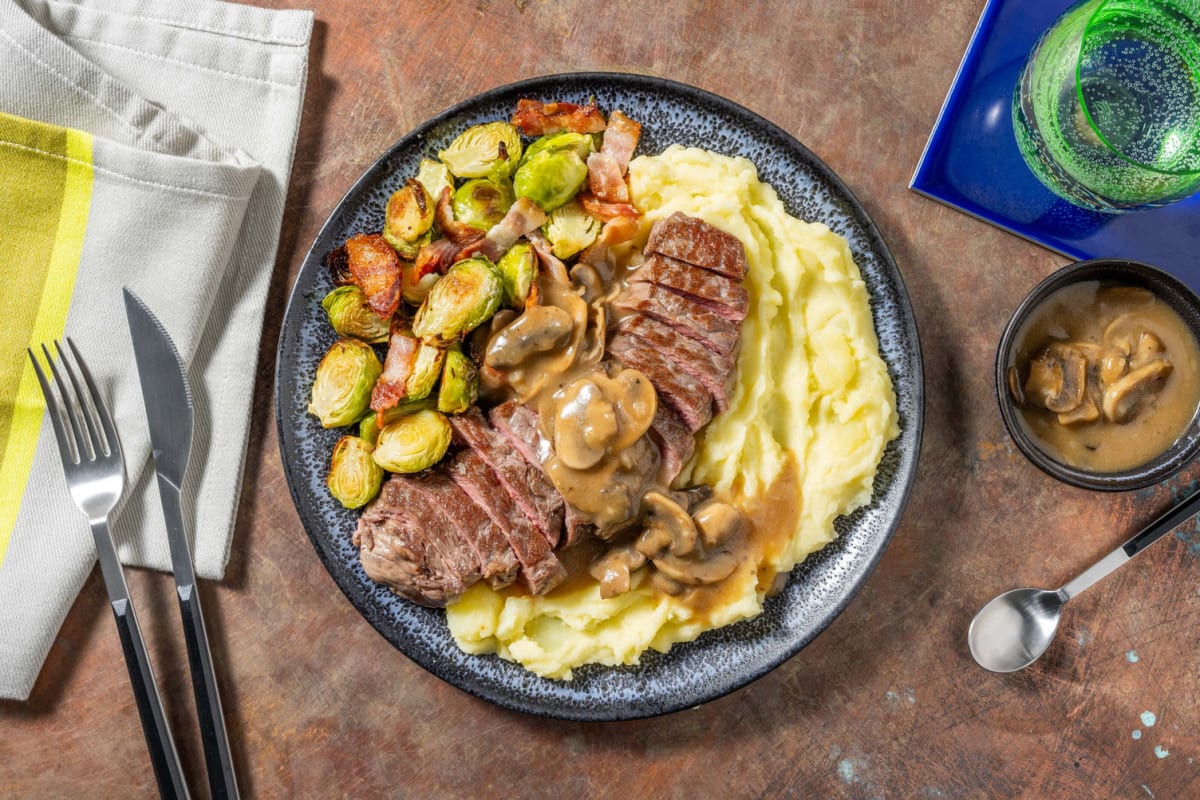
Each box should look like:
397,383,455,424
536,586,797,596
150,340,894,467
415,158,453,202
437,343,479,414
320,286,391,343
327,435,384,508
308,338,382,428
372,408,452,473
439,121,523,180
383,179,436,257
407,339,446,401
495,241,537,310
452,178,515,231
400,260,441,306
513,149,589,213
359,398,429,444
411,257,504,343
518,131,595,168
542,200,601,259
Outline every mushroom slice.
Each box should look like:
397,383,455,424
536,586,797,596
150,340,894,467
652,549,738,586
1057,397,1100,425
1130,330,1166,369
1100,346,1129,385
589,545,647,599
650,570,686,596
692,501,750,548
1102,359,1173,423
1024,342,1091,413
635,491,698,558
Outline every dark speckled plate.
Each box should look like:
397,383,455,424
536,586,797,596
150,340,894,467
275,73,923,721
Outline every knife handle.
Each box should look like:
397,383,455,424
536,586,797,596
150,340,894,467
111,597,191,800
178,584,240,800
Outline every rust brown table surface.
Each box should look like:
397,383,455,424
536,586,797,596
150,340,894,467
4,1,1199,797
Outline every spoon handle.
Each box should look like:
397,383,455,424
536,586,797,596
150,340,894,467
1060,488,1200,601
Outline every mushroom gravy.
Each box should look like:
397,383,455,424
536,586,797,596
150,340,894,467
1009,281,1200,472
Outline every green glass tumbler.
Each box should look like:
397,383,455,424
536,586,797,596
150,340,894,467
1013,0,1200,212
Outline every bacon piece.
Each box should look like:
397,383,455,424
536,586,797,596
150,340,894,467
577,214,641,275
414,237,459,278
601,110,641,173
587,152,629,203
526,230,570,285
344,233,402,318
512,98,607,136
579,193,639,222
435,186,486,248
459,197,547,262
370,322,420,422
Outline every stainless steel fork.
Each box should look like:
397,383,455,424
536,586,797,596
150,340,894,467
30,339,191,800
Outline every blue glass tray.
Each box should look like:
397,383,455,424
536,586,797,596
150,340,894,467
910,0,1200,293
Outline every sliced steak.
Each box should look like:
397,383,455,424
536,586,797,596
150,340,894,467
610,327,734,413
629,254,748,322
353,476,482,607
648,404,696,486
644,212,747,280
449,409,564,548
445,448,566,595
613,314,736,377
413,470,519,589
608,334,714,432
488,402,597,547
611,281,740,357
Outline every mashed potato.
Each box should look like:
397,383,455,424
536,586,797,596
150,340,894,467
446,146,899,678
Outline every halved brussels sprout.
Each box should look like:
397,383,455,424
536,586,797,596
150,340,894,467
518,131,595,169
513,149,589,212
411,257,505,343
373,408,452,473
437,343,479,414
400,261,441,306
359,398,430,445
452,178,515,231
542,200,601,259
439,121,523,179
407,340,446,401
415,158,453,203
308,338,382,428
327,435,384,508
495,241,537,310
320,286,391,343
383,179,435,256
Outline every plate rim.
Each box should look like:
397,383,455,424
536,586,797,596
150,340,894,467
274,70,924,720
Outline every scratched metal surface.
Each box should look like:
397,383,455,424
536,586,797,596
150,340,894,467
2,1,1197,797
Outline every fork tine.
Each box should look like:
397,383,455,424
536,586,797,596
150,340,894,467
28,348,79,465
42,343,93,462
66,338,122,461
55,340,104,459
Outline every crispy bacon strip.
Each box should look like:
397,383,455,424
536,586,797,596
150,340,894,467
526,230,571,285
586,152,629,203
344,233,402,318
601,110,641,173
459,197,547,262
577,214,641,275
370,322,420,422
579,192,640,222
512,98,607,136
435,186,486,248
414,237,459,278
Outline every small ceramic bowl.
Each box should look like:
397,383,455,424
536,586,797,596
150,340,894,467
995,258,1200,491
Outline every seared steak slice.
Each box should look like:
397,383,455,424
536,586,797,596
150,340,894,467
611,281,740,357
648,404,696,487
613,315,735,377
413,470,519,589
489,402,597,547
449,409,564,547
353,476,482,607
630,254,748,322
445,448,566,595
610,327,734,413
608,335,714,432
644,212,747,280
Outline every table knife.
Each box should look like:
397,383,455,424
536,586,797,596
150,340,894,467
124,288,241,800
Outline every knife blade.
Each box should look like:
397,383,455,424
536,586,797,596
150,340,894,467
124,288,241,800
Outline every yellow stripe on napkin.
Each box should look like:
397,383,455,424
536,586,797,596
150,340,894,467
0,113,94,569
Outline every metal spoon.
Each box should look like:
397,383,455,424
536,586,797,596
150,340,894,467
969,488,1200,672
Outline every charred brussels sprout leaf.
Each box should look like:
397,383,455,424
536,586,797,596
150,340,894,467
495,241,537,310
411,257,504,343
372,408,452,473
513,149,589,213
407,340,446,401
320,286,391,343
439,121,523,180
437,343,479,414
542,200,601,259
308,338,382,428
518,132,595,169
327,435,384,508
452,178,515,231
415,158,453,203
383,180,435,256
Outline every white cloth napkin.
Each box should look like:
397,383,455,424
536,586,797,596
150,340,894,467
0,0,311,700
